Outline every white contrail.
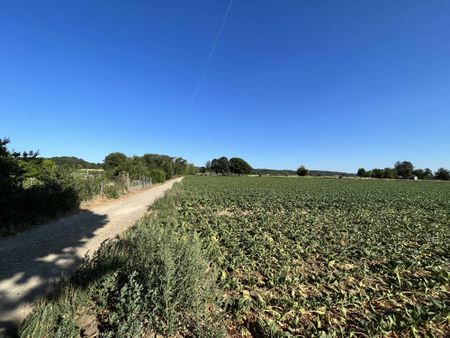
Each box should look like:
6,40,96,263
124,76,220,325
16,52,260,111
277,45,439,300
187,0,233,111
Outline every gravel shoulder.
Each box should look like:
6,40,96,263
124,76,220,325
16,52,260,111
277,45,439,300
0,177,183,336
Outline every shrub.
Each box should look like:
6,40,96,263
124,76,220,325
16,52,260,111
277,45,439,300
148,168,166,183
72,175,104,200
0,179,80,235
103,183,121,199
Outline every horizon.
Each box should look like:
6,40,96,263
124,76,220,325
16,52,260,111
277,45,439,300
1,1,450,172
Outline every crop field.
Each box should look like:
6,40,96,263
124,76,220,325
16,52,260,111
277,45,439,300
178,176,450,336
21,176,450,337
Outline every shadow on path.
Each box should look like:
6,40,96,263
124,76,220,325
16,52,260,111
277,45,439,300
0,210,108,337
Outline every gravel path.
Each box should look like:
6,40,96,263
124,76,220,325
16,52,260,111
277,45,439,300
0,177,183,336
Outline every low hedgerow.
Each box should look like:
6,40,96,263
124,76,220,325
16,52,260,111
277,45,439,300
0,179,81,235
20,183,224,337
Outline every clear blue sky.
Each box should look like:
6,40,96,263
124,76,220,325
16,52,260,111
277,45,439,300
1,1,449,172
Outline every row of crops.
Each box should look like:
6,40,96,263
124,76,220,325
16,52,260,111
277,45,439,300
177,176,450,336
20,176,449,337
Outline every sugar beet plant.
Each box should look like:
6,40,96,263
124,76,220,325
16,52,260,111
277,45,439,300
177,177,450,336
21,176,449,337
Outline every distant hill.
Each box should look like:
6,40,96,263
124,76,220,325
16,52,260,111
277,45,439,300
48,156,102,169
309,170,356,177
252,168,356,177
251,168,296,176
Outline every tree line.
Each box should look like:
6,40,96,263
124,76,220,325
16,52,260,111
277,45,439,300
357,161,450,180
103,152,197,183
201,157,253,175
0,138,196,235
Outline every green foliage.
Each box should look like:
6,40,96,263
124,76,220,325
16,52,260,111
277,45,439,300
211,157,230,175
104,152,129,176
48,156,101,169
177,176,450,336
103,184,121,199
21,185,222,337
412,168,433,180
296,165,309,176
359,162,446,181
252,168,297,176
20,287,90,338
0,138,26,194
0,169,81,235
394,161,414,179
229,157,252,175
357,168,367,177
382,167,398,179
143,154,174,179
148,168,166,183
435,167,450,180
103,152,195,180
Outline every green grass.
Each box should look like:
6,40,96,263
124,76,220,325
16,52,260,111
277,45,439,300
21,177,450,337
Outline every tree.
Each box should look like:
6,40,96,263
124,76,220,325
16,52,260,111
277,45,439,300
412,168,433,180
174,157,188,175
435,168,450,180
357,168,367,177
211,157,230,175
423,168,433,180
296,165,309,176
394,161,414,179
0,138,24,194
104,152,128,174
382,168,398,179
371,168,384,178
126,156,150,178
229,158,252,175
205,161,212,171
143,154,174,179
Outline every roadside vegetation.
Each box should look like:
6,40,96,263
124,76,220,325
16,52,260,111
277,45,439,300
0,138,196,235
21,176,450,336
20,185,222,337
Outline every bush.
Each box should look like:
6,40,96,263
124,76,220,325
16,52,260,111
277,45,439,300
148,168,166,183
0,179,80,235
72,175,104,200
103,183,121,199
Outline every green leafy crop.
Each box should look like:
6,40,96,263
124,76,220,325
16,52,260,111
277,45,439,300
178,176,450,337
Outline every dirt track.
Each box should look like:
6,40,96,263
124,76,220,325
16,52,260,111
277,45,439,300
0,177,183,336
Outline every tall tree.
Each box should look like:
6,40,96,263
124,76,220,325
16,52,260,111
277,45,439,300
394,161,414,179
104,152,128,174
143,154,174,179
229,158,252,175
0,138,24,194
435,168,450,180
357,168,367,177
211,157,230,175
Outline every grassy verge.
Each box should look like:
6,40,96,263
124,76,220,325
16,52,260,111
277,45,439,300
20,183,223,337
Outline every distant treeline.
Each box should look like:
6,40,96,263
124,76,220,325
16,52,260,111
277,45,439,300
251,168,356,177
251,168,296,176
199,157,356,177
357,161,450,181
0,138,196,235
103,152,197,183
48,156,102,169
